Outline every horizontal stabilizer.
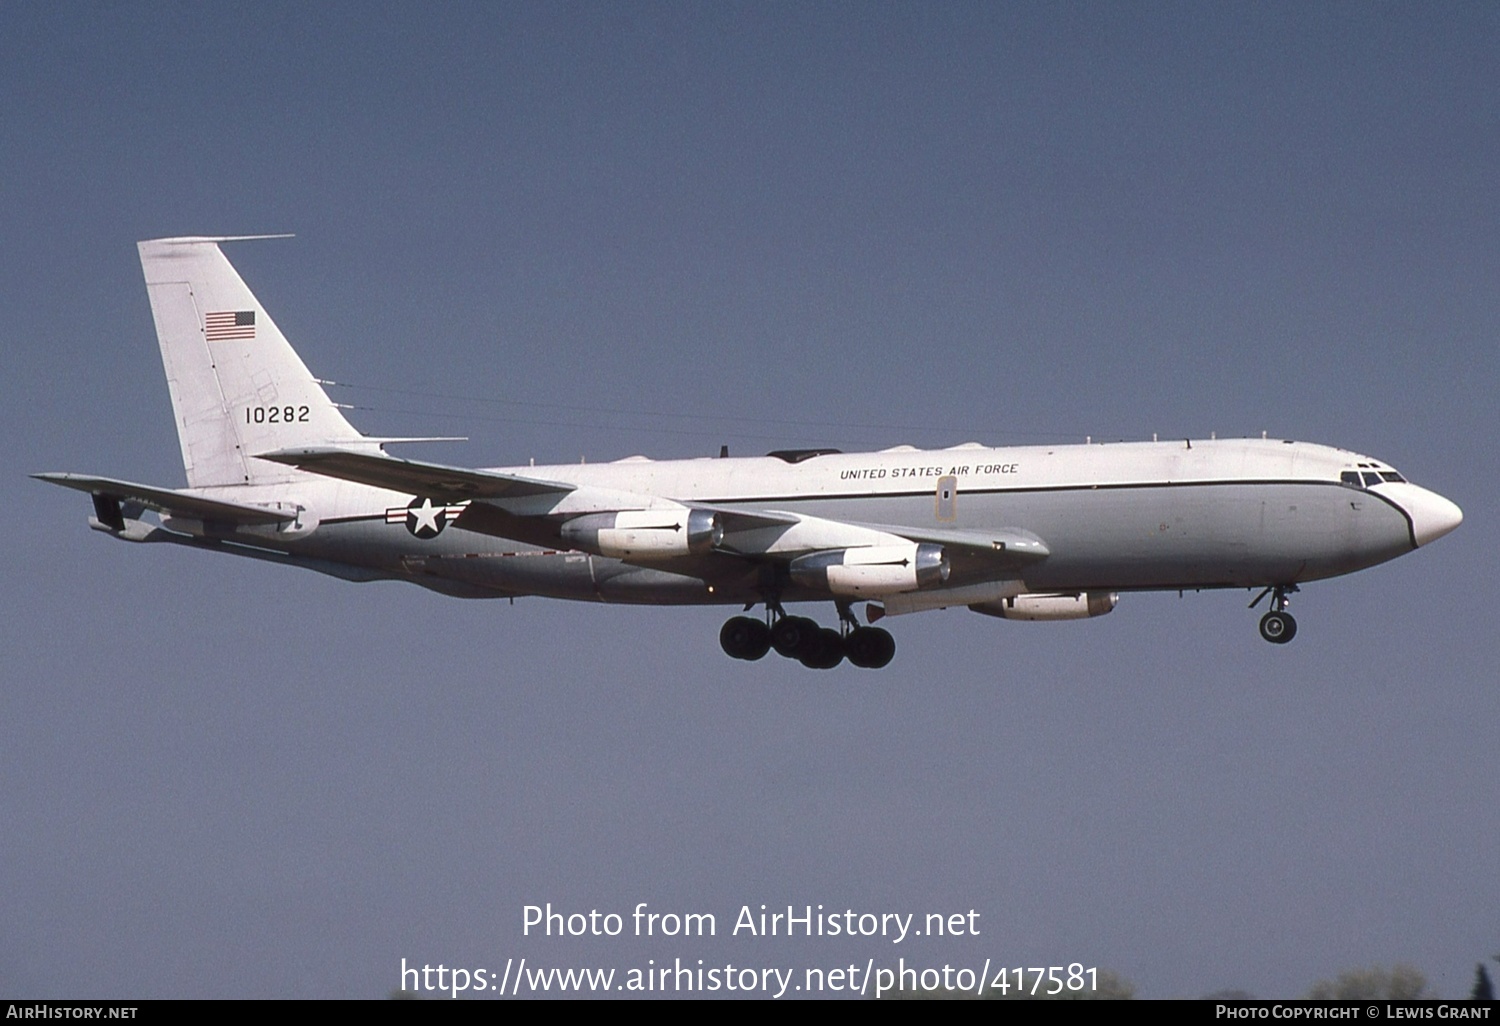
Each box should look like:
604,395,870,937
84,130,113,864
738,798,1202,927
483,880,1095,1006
255,447,577,501
32,473,295,524
150,234,295,244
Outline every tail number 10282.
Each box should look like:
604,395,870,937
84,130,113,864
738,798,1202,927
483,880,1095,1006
246,405,310,424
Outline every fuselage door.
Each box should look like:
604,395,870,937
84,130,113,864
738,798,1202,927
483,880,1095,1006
936,475,957,522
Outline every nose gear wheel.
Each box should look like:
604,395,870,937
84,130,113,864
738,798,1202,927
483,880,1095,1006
1250,585,1298,644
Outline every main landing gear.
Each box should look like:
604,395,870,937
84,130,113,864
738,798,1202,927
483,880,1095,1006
720,601,895,669
1250,584,1299,645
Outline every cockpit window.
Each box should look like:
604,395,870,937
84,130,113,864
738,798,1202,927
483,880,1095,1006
1342,469,1406,488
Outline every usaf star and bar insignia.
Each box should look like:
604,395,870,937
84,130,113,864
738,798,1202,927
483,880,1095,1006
385,497,469,539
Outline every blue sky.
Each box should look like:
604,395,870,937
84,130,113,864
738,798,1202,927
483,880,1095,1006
3,2,1495,999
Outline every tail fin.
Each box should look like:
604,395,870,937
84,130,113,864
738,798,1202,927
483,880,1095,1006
138,236,369,488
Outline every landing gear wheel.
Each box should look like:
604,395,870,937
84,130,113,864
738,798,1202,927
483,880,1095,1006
845,626,896,669
1258,610,1297,644
770,616,819,659
799,628,846,669
720,616,771,660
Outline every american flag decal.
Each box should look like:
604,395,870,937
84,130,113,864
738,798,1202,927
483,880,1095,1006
205,310,255,341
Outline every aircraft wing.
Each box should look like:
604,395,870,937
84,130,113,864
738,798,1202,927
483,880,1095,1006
32,473,297,525
254,450,1048,584
255,447,577,502
686,504,1049,581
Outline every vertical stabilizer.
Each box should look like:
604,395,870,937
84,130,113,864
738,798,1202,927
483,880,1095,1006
138,236,368,488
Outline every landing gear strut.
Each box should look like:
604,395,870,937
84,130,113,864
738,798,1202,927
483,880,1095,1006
718,600,896,669
1250,585,1298,645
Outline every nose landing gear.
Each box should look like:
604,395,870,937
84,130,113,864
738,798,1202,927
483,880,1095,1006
1258,611,1296,643
1250,584,1299,644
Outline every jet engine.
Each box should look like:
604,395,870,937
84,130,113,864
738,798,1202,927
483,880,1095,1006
970,591,1118,621
789,543,949,597
560,508,722,559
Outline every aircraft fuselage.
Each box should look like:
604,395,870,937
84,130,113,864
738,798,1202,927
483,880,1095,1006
179,437,1436,606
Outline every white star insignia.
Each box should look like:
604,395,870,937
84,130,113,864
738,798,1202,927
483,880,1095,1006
409,497,443,535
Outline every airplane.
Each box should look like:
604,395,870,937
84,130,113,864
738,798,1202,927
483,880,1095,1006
35,236,1463,669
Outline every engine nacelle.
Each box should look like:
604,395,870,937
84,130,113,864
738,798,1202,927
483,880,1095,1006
789,543,949,597
970,591,1118,621
560,508,721,559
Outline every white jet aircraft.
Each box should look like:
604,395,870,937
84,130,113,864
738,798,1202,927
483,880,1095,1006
36,237,1463,669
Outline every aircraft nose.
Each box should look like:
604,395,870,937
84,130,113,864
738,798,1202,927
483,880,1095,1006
1399,485,1463,546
